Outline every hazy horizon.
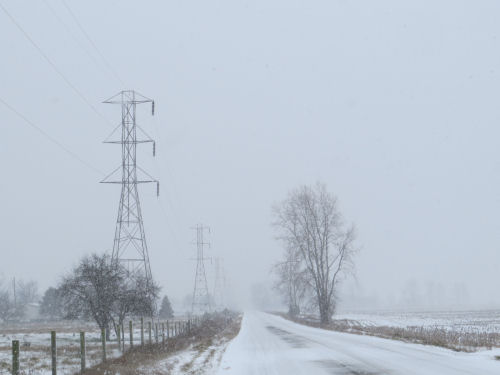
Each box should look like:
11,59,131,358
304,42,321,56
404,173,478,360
2,0,500,313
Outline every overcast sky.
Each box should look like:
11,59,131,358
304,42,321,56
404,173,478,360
1,0,500,311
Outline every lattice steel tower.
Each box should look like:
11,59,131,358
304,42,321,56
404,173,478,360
192,224,211,314
101,90,158,283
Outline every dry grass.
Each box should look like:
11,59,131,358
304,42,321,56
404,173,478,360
81,311,241,375
276,312,500,352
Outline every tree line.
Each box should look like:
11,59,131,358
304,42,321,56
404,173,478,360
0,253,175,339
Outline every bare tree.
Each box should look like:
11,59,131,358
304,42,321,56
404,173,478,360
0,280,25,321
17,280,39,306
59,253,160,339
273,183,356,325
272,245,309,317
0,289,16,322
111,274,160,335
59,253,123,336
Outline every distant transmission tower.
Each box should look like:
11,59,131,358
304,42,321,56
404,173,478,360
101,90,158,283
192,224,211,314
213,257,226,310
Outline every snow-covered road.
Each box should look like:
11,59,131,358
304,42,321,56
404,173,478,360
217,312,500,375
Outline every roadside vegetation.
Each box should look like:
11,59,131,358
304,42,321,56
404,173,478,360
276,312,500,352
82,310,241,375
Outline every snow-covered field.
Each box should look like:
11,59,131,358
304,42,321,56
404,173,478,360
335,309,500,332
0,319,184,375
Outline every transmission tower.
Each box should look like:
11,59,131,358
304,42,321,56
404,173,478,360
101,90,158,284
213,257,226,311
191,224,211,314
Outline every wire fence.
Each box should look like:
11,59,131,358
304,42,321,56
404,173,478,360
1,317,200,375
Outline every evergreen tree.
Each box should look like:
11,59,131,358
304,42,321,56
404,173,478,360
40,287,63,320
159,295,174,319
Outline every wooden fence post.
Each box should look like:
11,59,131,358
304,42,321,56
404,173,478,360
155,323,158,344
166,320,170,339
121,322,125,351
162,323,165,346
51,331,57,375
148,321,152,345
11,340,19,375
117,325,121,352
140,317,144,347
129,320,133,347
101,328,106,362
80,332,86,373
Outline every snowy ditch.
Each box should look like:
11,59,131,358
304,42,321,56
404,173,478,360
283,309,500,352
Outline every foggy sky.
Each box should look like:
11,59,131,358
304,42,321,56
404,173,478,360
2,0,500,311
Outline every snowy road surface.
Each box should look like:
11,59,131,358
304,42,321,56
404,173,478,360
217,312,500,375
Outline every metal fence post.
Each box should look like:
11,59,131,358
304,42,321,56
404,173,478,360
80,332,86,373
51,331,57,375
11,340,19,375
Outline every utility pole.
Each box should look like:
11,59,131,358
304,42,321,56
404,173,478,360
101,90,158,284
191,224,211,314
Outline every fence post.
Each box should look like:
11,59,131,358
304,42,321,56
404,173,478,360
12,340,19,375
155,323,158,344
51,331,57,375
166,321,170,339
80,332,86,373
121,322,125,351
148,321,152,345
129,320,133,348
162,323,165,346
140,317,144,347
101,328,106,362
117,325,121,352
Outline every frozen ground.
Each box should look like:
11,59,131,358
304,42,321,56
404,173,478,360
0,319,184,375
334,309,500,332
136,335,231,375
217,311,500,375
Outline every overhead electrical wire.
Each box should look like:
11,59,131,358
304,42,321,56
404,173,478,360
0,96,104,176
1,1,183,247
42,0,121,87
61,0,126,87
0,0,113,127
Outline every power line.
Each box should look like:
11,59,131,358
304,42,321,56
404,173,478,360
42,0,121,87
61,0,125,87
0,96,104,175
0,1,113,127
